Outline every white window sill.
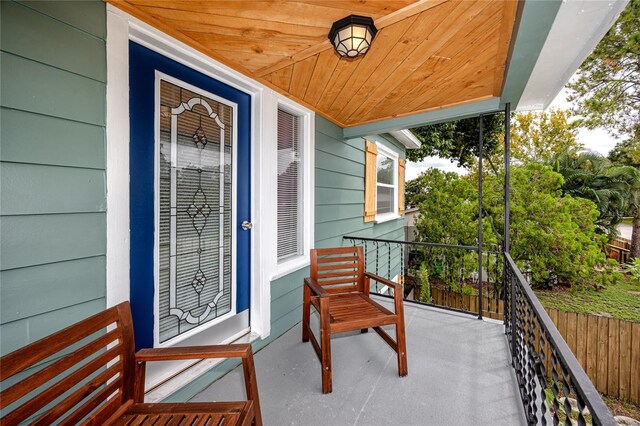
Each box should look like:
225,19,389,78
272,255,310,281
375,213,401,224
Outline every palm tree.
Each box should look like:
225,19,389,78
550,149,640,241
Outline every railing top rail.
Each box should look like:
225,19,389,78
505,253,616,426
342,236,480,251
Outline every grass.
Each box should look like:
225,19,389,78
534,277,640,322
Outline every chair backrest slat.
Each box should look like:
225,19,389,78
311,246,364,294
0,302,136,426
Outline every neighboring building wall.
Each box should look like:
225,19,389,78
0,1,107,356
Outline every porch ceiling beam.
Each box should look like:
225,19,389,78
342,97,500,139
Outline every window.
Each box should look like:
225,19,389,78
375,144,399,221
364,140,405,223
277,108,303,261
376,153,395,214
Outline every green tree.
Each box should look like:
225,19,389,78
550,149,640,239
608,132,640,168
411,165,618,288
567,0,640,257
566,0,639,136
509,110,582,163
408,114,503,168
412,169,478,246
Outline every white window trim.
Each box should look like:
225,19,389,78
375,142,400,223
269,97,315,281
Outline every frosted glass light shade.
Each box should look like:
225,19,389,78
328,15,377,58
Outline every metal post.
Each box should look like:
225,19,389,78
504,103,511,255
477,114,483,320
504,103,517,362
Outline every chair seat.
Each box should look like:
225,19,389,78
315,293,397,333
112,402,254,426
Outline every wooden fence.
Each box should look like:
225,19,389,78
607,237,631,263
430,288,640,404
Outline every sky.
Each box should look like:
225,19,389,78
404,89,620,181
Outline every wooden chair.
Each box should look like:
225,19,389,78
302,246,408,393
0,301,262,426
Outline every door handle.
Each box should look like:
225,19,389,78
241,220,253,231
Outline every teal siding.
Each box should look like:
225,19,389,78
0,0,106,356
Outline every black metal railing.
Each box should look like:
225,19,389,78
504,253,616,426
343,236,504,319
342,236,616,425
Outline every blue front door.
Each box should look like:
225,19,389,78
129,42,251,350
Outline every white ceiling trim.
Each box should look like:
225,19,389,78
389,129,422,149
516,0,628,112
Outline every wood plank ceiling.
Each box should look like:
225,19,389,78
109,0,519,128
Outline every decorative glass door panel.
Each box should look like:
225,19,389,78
157,77,235,344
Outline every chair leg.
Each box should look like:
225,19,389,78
320,298,332,394
302,285,310,342
396,321,408,377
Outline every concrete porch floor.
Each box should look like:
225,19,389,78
192,300,527,426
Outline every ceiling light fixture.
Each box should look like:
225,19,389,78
328,15,377,58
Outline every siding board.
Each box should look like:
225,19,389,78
1,1,106,82
0,108,105,169
0,163,106,215
315,169,363,191
17,0,107,39
0,256,106,324
0,52,106,126
315,150,364,177
315,204,363,224
0,213,106,270
0,298,105,356
315,187,363,205
315,133,366,164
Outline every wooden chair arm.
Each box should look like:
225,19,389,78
304,277,329,298
364,272,402,291
134,343,262,425
135,343,252,362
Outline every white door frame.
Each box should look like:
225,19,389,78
105,5,270,345
105,4,315,397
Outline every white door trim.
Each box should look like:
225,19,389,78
105,5,271,343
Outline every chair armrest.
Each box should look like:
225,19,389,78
364,272,402,291
133,342,262,426
135,343,252,362
304,277,329,298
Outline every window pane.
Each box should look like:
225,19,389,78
157,79,233,344
277,109,302,260
377,155,394,185
377,185,394,214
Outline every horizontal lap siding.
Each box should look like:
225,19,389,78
0,0,107,356
266,117,406,348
